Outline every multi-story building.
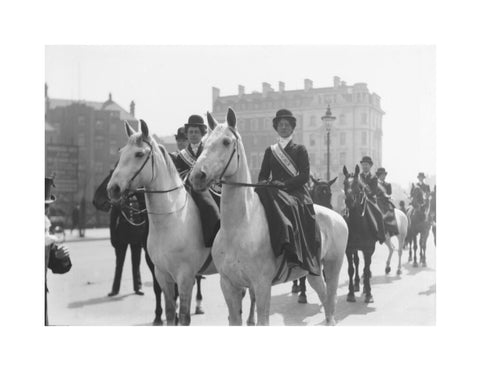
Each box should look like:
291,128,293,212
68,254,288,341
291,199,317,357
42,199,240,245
211,76,385,183
45,84,137,227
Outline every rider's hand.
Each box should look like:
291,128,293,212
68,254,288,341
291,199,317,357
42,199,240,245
54,245,70,259
271,180,286,188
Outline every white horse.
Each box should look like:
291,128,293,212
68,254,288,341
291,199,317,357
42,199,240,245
190,108,348,325
383,209,409,275
107,120,220,325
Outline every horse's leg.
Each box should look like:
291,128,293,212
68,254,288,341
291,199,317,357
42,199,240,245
220,275,243,326
413,234,419,267
177,274,195,326
194,275,205,315
252,280,272,326
298,276,307,304
154,267,177,326
346,251,356,302
363,250,374,303
396,234,404,275
322,255,344,325
384,235,393,274
421,228,428,267
246,288,256,326
353,250,360,292
291,280,300,293
145,250,163,325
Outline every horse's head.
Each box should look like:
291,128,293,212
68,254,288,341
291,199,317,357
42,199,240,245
310,176,337,207
107,119,159,204
190,108,240,192
342,165,362,209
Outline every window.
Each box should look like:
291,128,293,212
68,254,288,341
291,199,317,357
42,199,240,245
251,118,257,131
245,119,251,131
361,113,368,125
361,131,367,145
310,115,316,127
309,134,316,147
339,152,346,165
340,132,346,145
339,114,346,125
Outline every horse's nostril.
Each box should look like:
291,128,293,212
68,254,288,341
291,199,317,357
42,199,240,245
200,171,207,180
111,184,121,197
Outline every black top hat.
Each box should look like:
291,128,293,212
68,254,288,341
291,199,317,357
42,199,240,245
360,156,373,165
417,172,426,179
376,167,387,176
184,115,207,135
174,127,187,140
45,177,56,204
272,109,297,130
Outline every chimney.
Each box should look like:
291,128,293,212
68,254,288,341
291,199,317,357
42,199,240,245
45,83,50,114
108,92,112,102
333,76,341,88
262,82,272,97
238,85,245,96
45,83,48,98
212,87,220,102
130,100,136,117
304,78,313,91
279,81,285,93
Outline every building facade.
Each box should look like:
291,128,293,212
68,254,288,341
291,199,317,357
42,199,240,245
211,76,385,183
45,84,137,227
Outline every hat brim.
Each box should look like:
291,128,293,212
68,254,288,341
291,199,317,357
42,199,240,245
273,116,296,124
360,160,373,165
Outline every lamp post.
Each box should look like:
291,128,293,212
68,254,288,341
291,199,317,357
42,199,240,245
321,105,336,181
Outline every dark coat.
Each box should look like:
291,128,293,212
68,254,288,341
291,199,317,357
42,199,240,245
258,141,312,204
110,192,147,248
360,172,379,199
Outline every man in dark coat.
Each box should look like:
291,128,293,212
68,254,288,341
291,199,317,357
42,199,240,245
411,172,431,211
358,156,386,244
256,109,321,276
375,167,399,236
172,115,220,247
108,192,146,296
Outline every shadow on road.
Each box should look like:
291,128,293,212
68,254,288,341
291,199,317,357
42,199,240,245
418,284,436,296
270,293,323,326
402,262,435,276
328,293,377,324
68,293,133,309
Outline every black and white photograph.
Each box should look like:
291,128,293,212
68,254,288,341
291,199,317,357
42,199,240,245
44,45,436,326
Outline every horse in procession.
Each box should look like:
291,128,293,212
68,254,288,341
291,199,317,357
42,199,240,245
190,108,348,325
407,183,432,267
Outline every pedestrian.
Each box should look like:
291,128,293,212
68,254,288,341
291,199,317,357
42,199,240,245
108,191,145,296
255,109,322,275
45,176,72,326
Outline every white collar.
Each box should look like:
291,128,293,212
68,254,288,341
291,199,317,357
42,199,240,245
190,142,201,153
278,135,293,149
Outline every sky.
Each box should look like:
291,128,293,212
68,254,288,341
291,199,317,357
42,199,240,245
45,45,435,188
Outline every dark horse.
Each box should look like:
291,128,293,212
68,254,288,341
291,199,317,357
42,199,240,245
291,176,338,303
343,165,376,303
430,185,436,246
407,185,431,267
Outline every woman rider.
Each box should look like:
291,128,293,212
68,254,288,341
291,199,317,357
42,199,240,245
256,109,321,276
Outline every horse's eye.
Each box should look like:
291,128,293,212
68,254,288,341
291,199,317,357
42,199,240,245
223,139,230,146
135,151,145,158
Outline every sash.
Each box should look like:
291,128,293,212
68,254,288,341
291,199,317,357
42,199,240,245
270,143,299,178
178,148,196,168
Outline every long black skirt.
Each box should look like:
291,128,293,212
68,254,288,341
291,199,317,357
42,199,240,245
255,187,321,276
377,197,399,236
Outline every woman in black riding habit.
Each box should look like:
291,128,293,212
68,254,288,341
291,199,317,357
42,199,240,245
256,109,321,275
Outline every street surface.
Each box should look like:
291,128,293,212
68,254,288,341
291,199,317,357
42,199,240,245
48,228,435,326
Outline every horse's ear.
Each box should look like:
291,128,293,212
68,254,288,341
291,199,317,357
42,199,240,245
342,166,349,177
206,111,218,131
140,119,149,138
310,175,319,184
329,177,338,186
227,107,236,128
125,121,135,138
354,165,360,177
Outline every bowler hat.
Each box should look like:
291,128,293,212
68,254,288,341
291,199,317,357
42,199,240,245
417,172,426,179
174,127,187,141
184,115,207,136
376,167,387,176
272,109,297,130
360,156,373,165
45,177,56,204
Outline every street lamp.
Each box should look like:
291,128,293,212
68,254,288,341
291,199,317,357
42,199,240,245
321,105,336,181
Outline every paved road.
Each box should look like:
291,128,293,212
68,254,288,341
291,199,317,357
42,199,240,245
48,230,435,325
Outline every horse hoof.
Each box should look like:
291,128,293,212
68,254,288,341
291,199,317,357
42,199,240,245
365,294,374,303
298,294,307,304
354,282,360,292
396,269,402,275
153,316,163,326
347,293,356,302
385,266,391,274
413,262,418,268
292,285,301,294
195,307,205,315
422,262,427,268
408,257,412,262
247,320,256,326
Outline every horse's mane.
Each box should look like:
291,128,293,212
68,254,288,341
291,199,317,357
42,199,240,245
151,136,181,181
